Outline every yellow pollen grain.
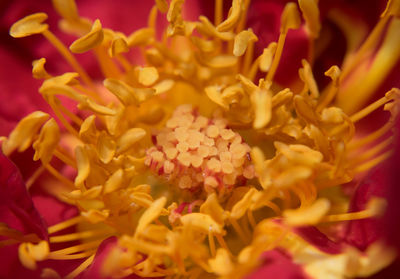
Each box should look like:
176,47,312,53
207,158,222,172
232,134,242,145
231,143,247,159
206,125,219,138
220,129,235,140
219,151,232,162
203,136,215,146
152,151,165,162
209,146,218,156
165,147,178,160
187,136,201,150
221,161,234,174
198,145,210,158
216,139,229,152
161,141,174,150
166,118,178,129
193,116,209,130
213,119,226,129
177,114,194,128
177,152,191,167
176,141,189,153
175,127,189,142
191,155,203,168
166,132,176,142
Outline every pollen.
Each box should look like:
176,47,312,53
145,105,254,194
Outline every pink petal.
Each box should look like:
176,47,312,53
81,237,117,279
384,124,400,252
0,151,47,240
82,237,150,279
245,249,309,279
0,46,48,136
247,0,310,89
294,226,343,255
344,166,387,251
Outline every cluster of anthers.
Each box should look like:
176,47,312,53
1,0,400,278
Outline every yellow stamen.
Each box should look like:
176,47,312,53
208,229,216,257
230,218,249,244
48,216,84,234
351,136,393,164
54,148,77,168
214,0,223,26
349,90,395,123
354,150,393,173
348,121,393,150
45,164,76,188
26,165,45,189
49,229,111,243
47,96,79,138
266,3,301,82
42,29,93,86
50,240,101,256
65,254,95,279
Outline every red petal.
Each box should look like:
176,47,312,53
294,226,343,255
81,237,117,279
344,166,387,251
245,249,309,279
82,237,147,279
0,152,47,240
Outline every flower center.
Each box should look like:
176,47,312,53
145,105,254,194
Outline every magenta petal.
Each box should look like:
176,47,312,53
245,249,309,279
247,0,310,89
344,166,387,251
81,236,144,279
0,151,47,240
81,237,117,279
294,226,342,255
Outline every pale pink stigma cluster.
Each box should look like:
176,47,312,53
145,105,255,193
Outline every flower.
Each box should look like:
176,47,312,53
1,0,400,278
